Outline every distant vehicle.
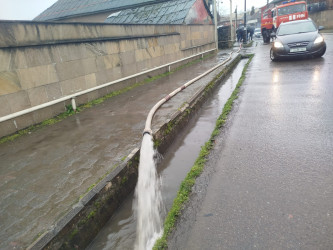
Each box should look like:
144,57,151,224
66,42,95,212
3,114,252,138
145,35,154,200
254,28,261,38
270,19,326,61
261,0,309,43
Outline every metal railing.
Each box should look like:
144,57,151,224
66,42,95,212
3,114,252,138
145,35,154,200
143,46,241,136
0,48,216,124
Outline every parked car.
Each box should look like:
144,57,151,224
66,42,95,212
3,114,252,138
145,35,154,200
270,19,326,61
254,28,261,38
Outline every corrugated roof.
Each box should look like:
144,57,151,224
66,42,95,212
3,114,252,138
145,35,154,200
34,0,166,21
105,0,197,24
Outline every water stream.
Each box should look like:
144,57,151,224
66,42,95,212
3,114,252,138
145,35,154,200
134,134,163,249
86,59,247,250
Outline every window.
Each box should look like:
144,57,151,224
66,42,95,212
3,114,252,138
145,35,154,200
263,10,272,18
277,3,306,16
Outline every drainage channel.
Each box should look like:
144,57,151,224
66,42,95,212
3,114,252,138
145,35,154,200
86,58,248,249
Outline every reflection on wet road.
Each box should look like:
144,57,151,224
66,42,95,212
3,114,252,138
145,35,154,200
170,34,333,249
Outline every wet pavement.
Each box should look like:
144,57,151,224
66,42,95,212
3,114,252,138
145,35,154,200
169,35,333,249
86,58,249,250
0,48,238,249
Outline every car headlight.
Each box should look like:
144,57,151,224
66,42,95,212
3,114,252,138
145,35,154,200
274,41,284,48
314,35,324,44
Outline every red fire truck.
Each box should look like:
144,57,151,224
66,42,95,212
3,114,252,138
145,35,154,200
261,0,308,43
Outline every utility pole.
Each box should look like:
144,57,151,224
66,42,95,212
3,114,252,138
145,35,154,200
230,0,234,41
213,0,218,50
235,6,237,29
244,0,247,43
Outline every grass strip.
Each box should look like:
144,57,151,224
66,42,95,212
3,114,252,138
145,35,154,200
243,40,254,48
0,53,214,145
153,54,254,249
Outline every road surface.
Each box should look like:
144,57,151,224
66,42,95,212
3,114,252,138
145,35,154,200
169,34,333,249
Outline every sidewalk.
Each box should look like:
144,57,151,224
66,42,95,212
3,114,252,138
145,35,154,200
0,49,239,249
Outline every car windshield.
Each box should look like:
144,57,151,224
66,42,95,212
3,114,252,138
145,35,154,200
255,28,261,32
277,3,306,16
277,21,317,36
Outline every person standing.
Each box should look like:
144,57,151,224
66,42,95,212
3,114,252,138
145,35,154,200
249,26,254,40
236,27,241,42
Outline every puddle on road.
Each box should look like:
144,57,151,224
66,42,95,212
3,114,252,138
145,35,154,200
86,59,248,250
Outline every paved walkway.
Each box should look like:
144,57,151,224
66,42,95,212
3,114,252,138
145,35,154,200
0,49,238,249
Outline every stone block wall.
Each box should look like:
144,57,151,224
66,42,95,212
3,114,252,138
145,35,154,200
309,10,333,29
0,21,215,138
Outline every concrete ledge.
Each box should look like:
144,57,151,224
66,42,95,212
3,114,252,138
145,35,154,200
0,33,180,49
181,42,215,51
0,21,208,48
27,53,242,250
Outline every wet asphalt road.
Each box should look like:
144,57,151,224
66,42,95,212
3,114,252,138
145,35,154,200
169,35,333,249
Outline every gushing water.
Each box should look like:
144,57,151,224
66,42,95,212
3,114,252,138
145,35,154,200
134,134,163,250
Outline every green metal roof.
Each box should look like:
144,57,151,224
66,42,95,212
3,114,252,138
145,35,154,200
105,0,198,24
34,0,170,21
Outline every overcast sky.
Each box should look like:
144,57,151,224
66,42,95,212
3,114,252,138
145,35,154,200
0,0,267,21
0,0,58,20
217,0,268,16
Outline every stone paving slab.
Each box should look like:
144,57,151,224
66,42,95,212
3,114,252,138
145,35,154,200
0,49,240,249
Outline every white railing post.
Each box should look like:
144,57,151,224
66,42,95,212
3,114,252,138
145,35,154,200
71,98,77,112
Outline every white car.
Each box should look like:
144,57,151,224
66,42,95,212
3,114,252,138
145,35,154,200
254,28,261,38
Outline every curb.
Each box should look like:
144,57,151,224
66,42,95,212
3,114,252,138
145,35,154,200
27,53,242,250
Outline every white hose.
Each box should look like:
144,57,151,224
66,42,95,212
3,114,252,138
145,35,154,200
143,45,242,135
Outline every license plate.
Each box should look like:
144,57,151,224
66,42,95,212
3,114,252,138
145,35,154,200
290,47,306,52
